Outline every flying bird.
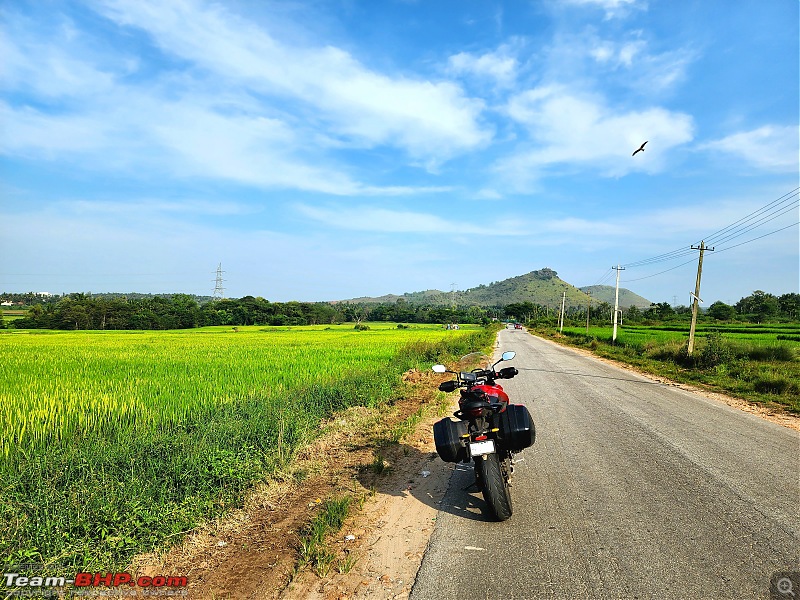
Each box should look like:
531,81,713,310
632,141,648,156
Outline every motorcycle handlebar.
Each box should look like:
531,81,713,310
438,380,459,392
437,365,517,392
497,366,518,379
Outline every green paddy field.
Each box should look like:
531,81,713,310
0,323,492,569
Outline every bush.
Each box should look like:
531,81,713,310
742,343,796,362
354,323,370,331
753,376,799,396
695,332,734,369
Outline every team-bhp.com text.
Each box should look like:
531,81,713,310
4,572,188,595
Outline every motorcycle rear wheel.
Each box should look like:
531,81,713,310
475,452,513,521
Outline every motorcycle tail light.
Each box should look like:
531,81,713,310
474,434,488,441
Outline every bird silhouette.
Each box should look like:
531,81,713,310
632,141,648,156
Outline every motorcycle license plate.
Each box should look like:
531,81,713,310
469,439,495,457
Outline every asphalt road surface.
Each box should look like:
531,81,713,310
411,329,800,600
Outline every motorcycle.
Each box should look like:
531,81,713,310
431,351,535,521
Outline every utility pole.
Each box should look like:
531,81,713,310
559,291,566,333
687,241,714,355
586,290,591,333
612,265,625,344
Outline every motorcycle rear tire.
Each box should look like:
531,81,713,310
475,452,513,521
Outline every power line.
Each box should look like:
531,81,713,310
619,188,798,272
608,188,798,282
593,268,616,286
702,187,798,245
622,247,697,269
623,257,698,282
704,198,798,247
714,220,799,254
624,220,799,283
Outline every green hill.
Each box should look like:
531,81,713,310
578,285,653,310
338,268,652,309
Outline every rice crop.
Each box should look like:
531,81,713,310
0,323,491,568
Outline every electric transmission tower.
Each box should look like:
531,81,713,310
213,263,226,300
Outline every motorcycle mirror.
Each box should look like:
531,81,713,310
432,364,447,373
501,351,516,361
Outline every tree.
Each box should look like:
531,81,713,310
645,302,675,320
505,302,538,322
707,301,735,321
625,305,642,323
778,293,800,319
737,290,778,321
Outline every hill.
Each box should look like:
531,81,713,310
578,285,653,310
337,268,652,309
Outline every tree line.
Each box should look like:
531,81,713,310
2,289,797,331
504,290,800,326
2,294,493,330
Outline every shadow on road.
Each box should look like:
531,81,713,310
517,366,666,386
354,441,497,522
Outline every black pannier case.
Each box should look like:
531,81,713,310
495,403,535,451
433,418,468,463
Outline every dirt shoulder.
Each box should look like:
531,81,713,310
130,369,458,600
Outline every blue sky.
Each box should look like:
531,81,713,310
1,0,798,305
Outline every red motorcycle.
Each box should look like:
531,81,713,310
432,351,535,521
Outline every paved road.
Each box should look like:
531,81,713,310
411,329,800,599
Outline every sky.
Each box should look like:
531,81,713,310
1,0,798,306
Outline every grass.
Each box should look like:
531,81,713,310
537,323,800,413
297,496,352,577
0,323,495,569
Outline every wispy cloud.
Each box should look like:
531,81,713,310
295,204,529,236
563,0,646,20
447,42,521,88
95,0,493,166
1,0,491,194
496,85,694,188
700,125,799,173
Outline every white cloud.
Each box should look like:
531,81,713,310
573,32,694,94
65,198,255,217
701,126,799,173
497,85,694,187
95,0,492,165
590,40,645,68
0,102,113,155
447,44,519,87
0,13,117,99
1,0,492,194
563,0,645,20
295,204,529,236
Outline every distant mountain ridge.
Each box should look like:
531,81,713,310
336,268,652,309
578,285,653,310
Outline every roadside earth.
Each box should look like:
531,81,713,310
130,368,459,600
131,336,799,599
